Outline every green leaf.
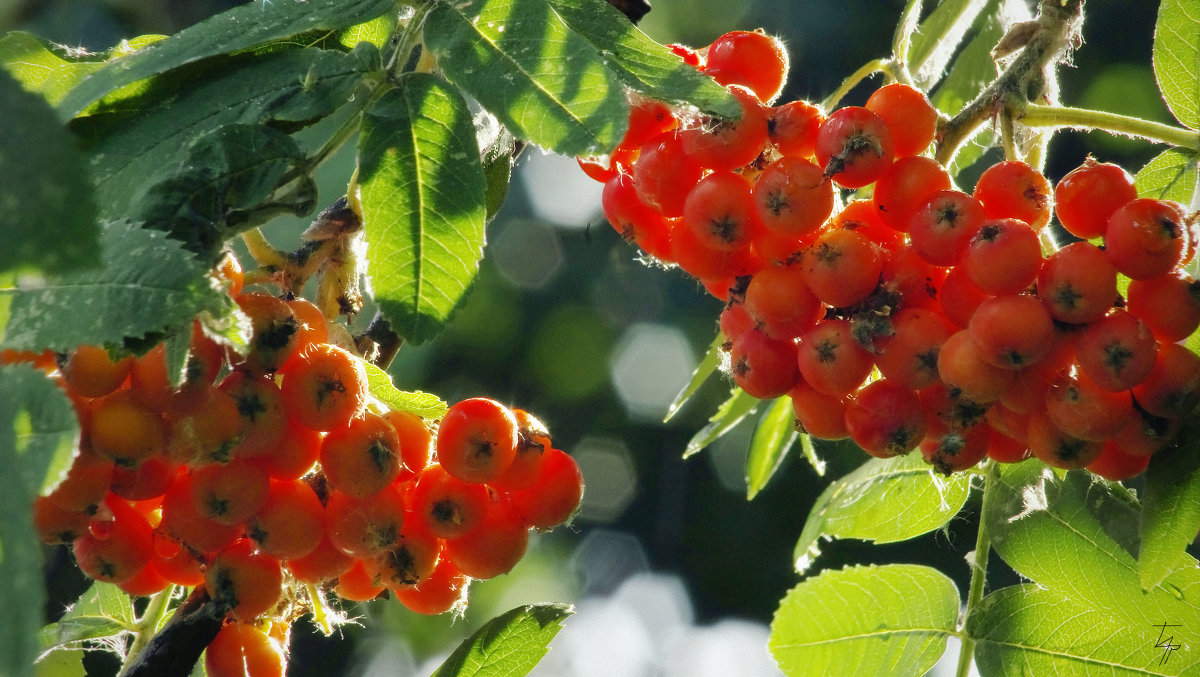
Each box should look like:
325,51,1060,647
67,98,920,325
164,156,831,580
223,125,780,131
479,121,516,224
1140,439,1200,591
339,13,398,51
793,453,972,573
1135,148,1199,207
542,0,737,116
82,45,376,225
892,0,924,70
798,432,825,477
769,564,959,677
745,396,797,500
34,649,86,677
0,68,99,275
363,362,448,419
929,0,1005,172
57,0,398,119
39,582,135,652
682,387,758,459
424,0,628,156
0,364,82,677
1,220,230,352
133,124,315,258
0,32,103,105
970,583,1200,676
908,0,992,90
357,73,487,345
985,462,1200,632
1154,0,1200,130
430,603,572,677
664,333,723,423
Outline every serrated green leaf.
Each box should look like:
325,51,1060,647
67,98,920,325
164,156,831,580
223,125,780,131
664,333,723,423
364,362,448,419
57,0,398,119
542,0,737,116
1,221,228,352
746,396,797,500
793,453,972,573
0,364,82,677
682,387,758,459
929,0,1003,119
0,32,104,105
1154,0,1200,130
33,649,86,677
424,0,628,156
1136,148,1199,207
0,68,98,275
969,584,1200,676
339,13,398,50
357,73,486,345
82,45,376,226
1140,439,1200,591
892,0,924,70
909,0,991,90
430,603,572,677
985,462,1200,632
39,582,135,652
769,564,958,677
133,123,315,258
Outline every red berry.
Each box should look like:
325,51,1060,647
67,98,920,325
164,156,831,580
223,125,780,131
814,106,895,189
1103,198,1188,280
961,218,1043,295
684,170,763,251
1054,158,1137,239
752,156,835,239
973,161,1053,230
703,30,789,102
768,100,823,158
907,190,985,265
728,328,801,399
872,156,952,232
865,83,938,158
680,86,769,170
843,379,928,458
1036,241,1117,324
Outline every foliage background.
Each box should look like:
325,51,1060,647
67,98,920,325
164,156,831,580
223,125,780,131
2,0,1184,674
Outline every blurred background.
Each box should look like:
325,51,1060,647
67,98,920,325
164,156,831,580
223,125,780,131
6,0,1175,674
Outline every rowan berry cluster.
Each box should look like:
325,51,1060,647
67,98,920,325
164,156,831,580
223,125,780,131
23,257,583,675
581,29,1200,481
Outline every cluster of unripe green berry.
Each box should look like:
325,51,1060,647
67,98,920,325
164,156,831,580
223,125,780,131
16,254,583,676
580,29,1200,480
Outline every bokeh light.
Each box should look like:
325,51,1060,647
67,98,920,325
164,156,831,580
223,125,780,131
573,436,637,522
609,323,697,420
519,152,604,229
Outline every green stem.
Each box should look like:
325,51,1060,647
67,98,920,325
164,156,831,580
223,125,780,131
956,464,995,677
1000,110,1018,162
1017,103,1200,151
821,58,887,111
120,585,177,674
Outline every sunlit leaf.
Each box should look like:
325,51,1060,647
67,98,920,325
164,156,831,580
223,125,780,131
682,387,758,459
430,603,572,677
1153,0,1200,130
745,396,797,500
664,333,723,423
1139,438,1200,591
0,32,103,105
969,583,1200,676
543,0,737,116
357,73,487,345
793,453,972,573
1135,147,1199,208
57,0,397,119
363,362,449,419
908,0,991,90
770,564,958,677
424,0,628,156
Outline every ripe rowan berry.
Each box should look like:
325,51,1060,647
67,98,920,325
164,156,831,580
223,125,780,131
789,381,849,440
1074,309,1157,392
204,622,286,677
325,483,408,558
374,517,441,588
191,459,270,526
253,419,321,481
937,329,1017,404
33,495,90,545
217,371,287,461
874,307,955,390
489,408,551,491
110,455,177,501
73,497,154,584
968,294,1055,370
286,532,355,584
703,30,789,102
1131,342,1200,420
768,100,823,158
939,265,989,329
795,319,874,397
1045,370,1134,442
680,86,769,170
801,228,883,308
752,156,835,239
1036,241,1117,324
972,160,1052,230
247,478,325,560
742,263,823,340
62,345,134,399
1126,271,1200,342
411,464,490,539
1026,411,1102,470
669,219,761,280
444,499,529,579
907,190,986,266
834,199,905,251
921,422,991,475
603,173,674,260
683,170,763,251
334,559,385,602
383,409,434,480
285,298,330,354
89,390,165,467
207,538,284,620
871,156,952,232
507,448,584,529
391,558,470,616
437,397,519,484
1054,158,1137,240
961,218,1043,295
864,83,938,157
159,473,242,555
235,292,301,376
320,411,403,498
47,445,114,514
728,327,801,399
620,95,679,151
1086,441,1151,481
279,342,367,432
814,106,895,189
632,131,704,217
1103,198,1188,280
843,379,927,458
